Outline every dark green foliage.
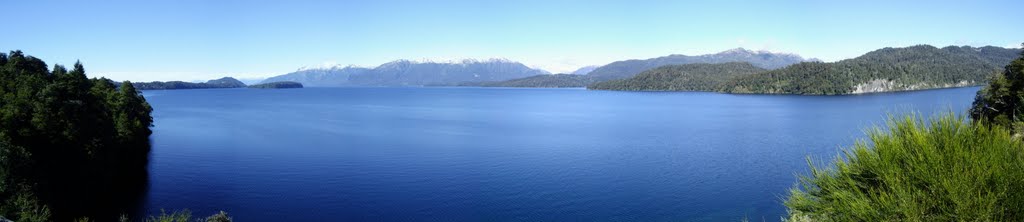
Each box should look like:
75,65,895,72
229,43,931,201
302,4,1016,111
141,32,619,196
970,44,1024,129
247,81,303,89
722,45,1020,95
461,74,594,88
131,77,246,90
0,51,153,221
587,62,766,91
785,113,1024,221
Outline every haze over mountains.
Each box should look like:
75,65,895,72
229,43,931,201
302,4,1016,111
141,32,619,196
262,66,371,87
571,65,599,75
248,45,1023,94
585,48,813,81
262,59,548,87
262,48,811,87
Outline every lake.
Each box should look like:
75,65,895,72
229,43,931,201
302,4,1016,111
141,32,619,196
140,86,979,221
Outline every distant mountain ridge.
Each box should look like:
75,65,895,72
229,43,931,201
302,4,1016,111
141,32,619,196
586,48,812,81
571,65,599,75
263,59,549,87
261,66,371,87
258,45,1020,94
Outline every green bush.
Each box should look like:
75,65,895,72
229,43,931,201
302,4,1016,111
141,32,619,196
785,113,1024,221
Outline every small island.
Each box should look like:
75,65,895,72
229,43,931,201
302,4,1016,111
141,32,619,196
248,81,304,89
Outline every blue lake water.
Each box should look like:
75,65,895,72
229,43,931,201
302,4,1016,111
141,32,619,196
140,86,979,221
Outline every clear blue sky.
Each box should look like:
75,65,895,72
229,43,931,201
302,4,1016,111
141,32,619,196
2,0,1022,81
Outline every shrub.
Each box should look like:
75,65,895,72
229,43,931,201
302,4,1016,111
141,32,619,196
145,209,192,222
785,113,1024,221
205,211,231,222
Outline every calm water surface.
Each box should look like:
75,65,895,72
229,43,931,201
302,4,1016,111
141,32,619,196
141,87,979,221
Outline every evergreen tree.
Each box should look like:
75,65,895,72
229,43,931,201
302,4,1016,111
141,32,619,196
970,43,1024,129
0,51,153,221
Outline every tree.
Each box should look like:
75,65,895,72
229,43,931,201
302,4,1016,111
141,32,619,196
0,51,153,221
970,43,1024,129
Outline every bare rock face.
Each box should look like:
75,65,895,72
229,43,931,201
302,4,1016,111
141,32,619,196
851,79,975,94
851,79,901,94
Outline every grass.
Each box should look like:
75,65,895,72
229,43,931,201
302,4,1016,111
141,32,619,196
785,113,1024,221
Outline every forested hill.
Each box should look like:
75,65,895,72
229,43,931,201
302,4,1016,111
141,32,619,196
460,74,594,88
0,51,154,221
588,62,766,91
720,45,1023,95
131,77,246,90
248,81,304,89
586,48,810,81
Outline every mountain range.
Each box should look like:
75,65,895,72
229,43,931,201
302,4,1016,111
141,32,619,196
260,49,811,88
254,45,1021,94
261,66,370,87
585,48,813,81
262,59,548,87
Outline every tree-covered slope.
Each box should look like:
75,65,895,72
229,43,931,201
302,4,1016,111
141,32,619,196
721,45,1022,95
248,81,304,89
0,51,153,221
586,48,810,81
461,74,594,88
203,77,246,88
131,77,246,90
587,62,766,91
